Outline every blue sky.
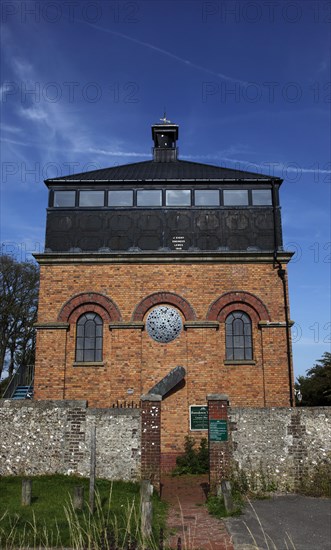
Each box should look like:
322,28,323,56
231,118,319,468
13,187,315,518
0,0,330,379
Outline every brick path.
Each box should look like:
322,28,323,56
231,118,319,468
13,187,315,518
161,474,235,550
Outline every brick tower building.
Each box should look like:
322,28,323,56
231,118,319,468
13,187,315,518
34,118,294,469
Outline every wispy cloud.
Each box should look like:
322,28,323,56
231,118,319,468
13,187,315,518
18,106,49,122
82,22,249,87
0,123,22,133
87,147,149,158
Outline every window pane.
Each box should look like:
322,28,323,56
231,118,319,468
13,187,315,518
195,190,219,206
245,336,252,347
244,324,252,335
84,349,95,362
85,337,95,349
245,348,253,360
76,338,83,350
79,191,104,207
226,349,233,360
234,348,244,360
76,349,83,361
137,190,162,206
252,189,272,205
53,191,76,207
76,325,84,337
85,321,96,338
85,313,95,320
234,336,244,348
166,190,191,206
108,190,133,206
223,190,248,206
233,319,244,336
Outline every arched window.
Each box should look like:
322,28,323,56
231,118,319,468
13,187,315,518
225,311,252,361
76,313,103,362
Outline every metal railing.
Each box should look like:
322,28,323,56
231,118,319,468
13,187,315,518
2,364,34,399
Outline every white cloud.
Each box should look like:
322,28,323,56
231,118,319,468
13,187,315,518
0,123,22,133
18,106,49,122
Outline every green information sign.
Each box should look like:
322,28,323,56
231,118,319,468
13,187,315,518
190,405,208,431
209,419,228,441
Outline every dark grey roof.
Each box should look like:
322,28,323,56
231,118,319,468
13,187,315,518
46,159,280,184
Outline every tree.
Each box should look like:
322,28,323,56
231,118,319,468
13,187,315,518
296,352,331,406
0,255,39,380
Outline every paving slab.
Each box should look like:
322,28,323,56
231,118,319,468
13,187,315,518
225,494,331,550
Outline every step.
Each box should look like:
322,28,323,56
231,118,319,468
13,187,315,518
12,386,33,399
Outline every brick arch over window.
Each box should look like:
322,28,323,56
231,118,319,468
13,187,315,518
58,292,122,323
207,291,270,323
132,292,196,321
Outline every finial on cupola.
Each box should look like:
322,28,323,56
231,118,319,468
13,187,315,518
160,112,171,124
151,114,179,163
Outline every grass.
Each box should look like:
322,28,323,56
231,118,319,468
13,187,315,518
206,492,243,519
0,475,167,548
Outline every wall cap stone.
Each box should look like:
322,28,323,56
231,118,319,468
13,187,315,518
141,394,162,401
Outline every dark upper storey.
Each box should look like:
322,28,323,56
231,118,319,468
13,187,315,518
44,120,283,253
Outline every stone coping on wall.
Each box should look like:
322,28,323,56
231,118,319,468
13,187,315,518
0,399,88,409
88,407,141,417
0,400,142,416
2,400,329,415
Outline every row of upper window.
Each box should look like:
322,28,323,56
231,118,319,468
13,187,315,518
75,310,253,363
51,188,273,208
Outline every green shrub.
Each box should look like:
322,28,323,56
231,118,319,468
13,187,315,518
172,436,209,475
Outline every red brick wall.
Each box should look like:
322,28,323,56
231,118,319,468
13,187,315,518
141,396,161,491
34,260,293,467
208,395,231,492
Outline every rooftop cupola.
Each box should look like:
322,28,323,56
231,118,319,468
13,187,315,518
152,114,179,162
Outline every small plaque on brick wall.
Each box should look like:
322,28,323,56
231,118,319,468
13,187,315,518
209,419,228,441
190,405,208,431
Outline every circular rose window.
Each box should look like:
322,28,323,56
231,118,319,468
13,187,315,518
146,305,183,343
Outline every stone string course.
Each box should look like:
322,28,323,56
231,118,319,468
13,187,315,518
0,400,330,492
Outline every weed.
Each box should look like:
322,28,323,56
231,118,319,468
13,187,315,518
296,458,331,497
